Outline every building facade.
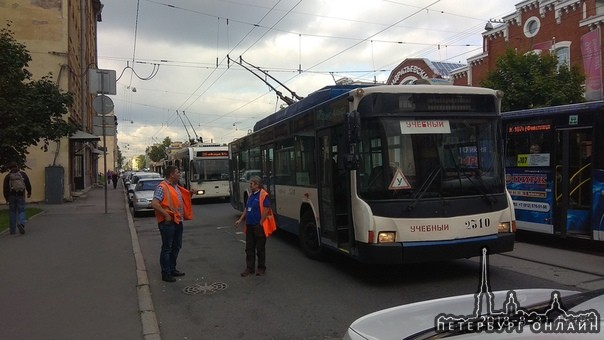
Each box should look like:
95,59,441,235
386,58,464,85
451,0,604,101
0,0,104,203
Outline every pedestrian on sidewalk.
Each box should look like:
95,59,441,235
106,170,111,185
234,176,276,277
111,171,118,189
150,165,194,283
3,162,32,235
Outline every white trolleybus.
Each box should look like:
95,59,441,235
229,84,516,264
167,144,230,200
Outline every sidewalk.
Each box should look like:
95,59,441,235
0,182,157,340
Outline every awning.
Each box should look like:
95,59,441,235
70,130,100,141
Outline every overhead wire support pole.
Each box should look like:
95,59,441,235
240,57,304,101
228,55,294,106
176,110,193,144
182,110,202,143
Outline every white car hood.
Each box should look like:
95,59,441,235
345,289,581,340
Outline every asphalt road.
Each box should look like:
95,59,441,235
133,199,604,340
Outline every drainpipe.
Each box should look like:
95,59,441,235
80,0,88,190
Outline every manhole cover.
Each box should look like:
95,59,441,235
182,282,228,295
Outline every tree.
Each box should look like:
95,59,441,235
0,24,78,170
135,155,146,170
480,49,585,112
146,136,172,163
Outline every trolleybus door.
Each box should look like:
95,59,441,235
318,128,350,247
261,145,276,213
230,153,242,210
554,128,592,238
318,129,337,242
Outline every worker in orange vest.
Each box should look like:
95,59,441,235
151,165,193,282
235,176,276,277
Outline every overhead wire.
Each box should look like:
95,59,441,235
125,0,515,148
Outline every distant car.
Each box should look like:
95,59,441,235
128,172,162,206
343,288,604,339
131,178,164,217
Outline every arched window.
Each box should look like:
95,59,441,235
553,42,571,70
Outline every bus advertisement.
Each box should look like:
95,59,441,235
166,144,230,200
230,84,516,264
502,101,604,241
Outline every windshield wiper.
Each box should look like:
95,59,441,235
407,166,442,211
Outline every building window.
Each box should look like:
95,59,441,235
597,0,604,16
524,17,540,38
553,42,571,70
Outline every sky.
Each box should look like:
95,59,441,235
97,0,516,160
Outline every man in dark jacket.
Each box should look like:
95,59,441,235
3,162,32,235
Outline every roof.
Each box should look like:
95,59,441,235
69,130,100,141
424,60,466,78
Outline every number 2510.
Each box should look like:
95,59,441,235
465,218,491,229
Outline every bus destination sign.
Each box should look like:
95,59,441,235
197,151,229,157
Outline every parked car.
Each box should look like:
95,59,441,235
131,178,164,217
127,172,162,206
343,288,604,339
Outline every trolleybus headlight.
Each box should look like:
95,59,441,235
377,231,396,243
196,190,205,195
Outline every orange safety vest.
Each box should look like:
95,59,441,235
245,189,277,237
154,181,193,224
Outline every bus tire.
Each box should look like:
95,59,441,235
299,211,325,260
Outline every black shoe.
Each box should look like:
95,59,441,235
9,231,16,235
240,269,255,277
171,270,185,277
256,268,266,276
162,275,176,282
17,224,25,235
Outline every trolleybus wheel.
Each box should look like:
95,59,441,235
299,211,325,260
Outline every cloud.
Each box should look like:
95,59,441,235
98,0,514,160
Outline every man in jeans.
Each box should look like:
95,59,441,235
150,165,193,282
3,162,32,235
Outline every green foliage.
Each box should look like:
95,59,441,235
0,24,78,170
146,136,172,162
0,207,43,232
136,155,147,169
481,49,585,112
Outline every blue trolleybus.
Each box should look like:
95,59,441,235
230,84,516,263
502,101,604,241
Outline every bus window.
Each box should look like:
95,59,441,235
505,122,552,167
275,140,295,185
295,135,316,186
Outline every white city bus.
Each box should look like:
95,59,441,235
167,144,230,200
229,84,516,264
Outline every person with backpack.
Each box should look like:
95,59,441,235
3,162,32,235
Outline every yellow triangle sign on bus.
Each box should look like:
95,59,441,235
388,169,411,190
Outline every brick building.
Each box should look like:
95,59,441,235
451,0,604,101
0,0,105,203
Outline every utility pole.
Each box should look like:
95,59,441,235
90,68,116,213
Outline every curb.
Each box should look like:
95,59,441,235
124,189,161,339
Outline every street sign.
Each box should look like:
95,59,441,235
93,125,116,136
92,95,115,115
88,69,116,95
93,115,116,127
